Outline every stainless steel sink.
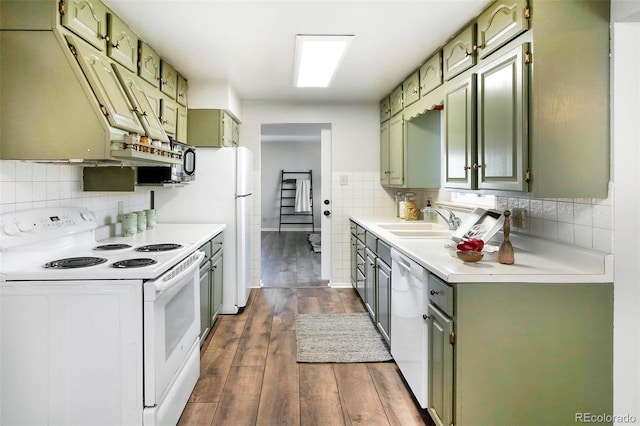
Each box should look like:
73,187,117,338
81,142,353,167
376,222,446,231
386,229,452,238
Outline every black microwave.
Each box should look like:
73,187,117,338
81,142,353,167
137,141,196,184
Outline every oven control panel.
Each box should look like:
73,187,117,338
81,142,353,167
0,207,97,250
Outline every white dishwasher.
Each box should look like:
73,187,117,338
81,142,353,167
390,248,429,409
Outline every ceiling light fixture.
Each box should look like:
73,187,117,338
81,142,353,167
293,35,354,88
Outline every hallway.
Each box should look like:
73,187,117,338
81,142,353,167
260,231,325,287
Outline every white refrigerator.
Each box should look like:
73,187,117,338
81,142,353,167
155,146,253,314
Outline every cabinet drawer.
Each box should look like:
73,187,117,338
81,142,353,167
377,240,392,266
420,50,443,96
443,24,477,81
390,85,403,116
211,232,224,255
365,231,378,251
380,97,391,122
476,0,529,59
350,221,357,235
356,225,366,241
428,274,453,317
402,71,420,108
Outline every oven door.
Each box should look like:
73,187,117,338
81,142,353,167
143,250,203,409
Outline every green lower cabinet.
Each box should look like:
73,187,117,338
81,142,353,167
210,248,223,323
440,282,613,426
375,258,391,345
199,260,211,340
427,304,454,426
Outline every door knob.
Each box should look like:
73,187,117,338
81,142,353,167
323,210,331,216
324,199,330,205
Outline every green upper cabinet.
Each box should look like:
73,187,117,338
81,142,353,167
188,109,236,147
476,0,529,59
160,98,178,137
60,0,108,51
380,96,391,123
138,41,160,88
390,85,403,116
388,114,404,186
66,35,144,134
402,71,420,108
380,120,390,186
477,43,528,191
420,51,443,96
443,24,477,81
232,119,239,146
177,105,188,142
444,72,476,189
107,12,137,72
160,60,178,100
114,64,169,142
177,74,188,107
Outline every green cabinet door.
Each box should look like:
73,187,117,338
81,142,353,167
66,35,144,134
160,98,178,137
376,258,391,345
138,41,160,88
364,248,377,320
427,303,454,426
443,24,477,81
350,233,358,288
177,105,188,143
389,114,404,186
380,120,390,187
210,249,223,323
476,0,529,59
390,85,403,116
114,64,169,142
444,73,476,189
420,51,443,96
60,0,108,51
232,118,240,146
477,43,528,191
107,12,137,72
176,74,188,107
223,112,235,147
402,71,420,108
380,96,391,123
199,262,211,339
160,60,178,100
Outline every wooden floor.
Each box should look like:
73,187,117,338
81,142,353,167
178,287,433,426
261,231,325,287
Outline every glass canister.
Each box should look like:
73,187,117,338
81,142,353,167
145,209,156,230
136,210,147,233
404,192,418,220
395,191,405,218
122,213,137,237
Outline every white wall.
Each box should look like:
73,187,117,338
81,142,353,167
612,21,640,425
261,141,321,230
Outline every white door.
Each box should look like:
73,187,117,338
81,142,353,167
320,127,332,281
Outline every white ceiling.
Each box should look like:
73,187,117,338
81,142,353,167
103,0,492,104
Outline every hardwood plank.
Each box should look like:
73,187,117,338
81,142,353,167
256,331,300,426
272,288,297,332
333,363,390,425
178,402,217,425
232,290,275,367
368,363,431,426
299,364,346,426
210,366,263,426
337,288,367,313
297,295,322,314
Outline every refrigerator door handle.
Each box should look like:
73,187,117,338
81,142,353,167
236,194,252,198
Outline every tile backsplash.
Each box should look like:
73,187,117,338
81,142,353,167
0,160,150,227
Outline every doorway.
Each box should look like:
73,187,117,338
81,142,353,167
260,123,331,287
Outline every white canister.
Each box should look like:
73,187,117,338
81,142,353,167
145,209,156,230
136,211,147,233
122,213,137,237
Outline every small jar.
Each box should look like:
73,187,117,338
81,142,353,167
395,192,405,218
145,209,156,230
136,210,147,233
122,213,137,237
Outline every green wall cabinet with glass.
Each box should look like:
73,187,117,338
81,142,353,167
199,232,224,343
427,279,613,426
188,109,239,147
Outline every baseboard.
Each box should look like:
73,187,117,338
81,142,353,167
261,227,318,232
329,281,353,289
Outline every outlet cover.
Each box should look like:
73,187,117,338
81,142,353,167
512,208,527,228
340,175,348,185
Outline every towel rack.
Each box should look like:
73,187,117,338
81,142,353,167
279,170,315,232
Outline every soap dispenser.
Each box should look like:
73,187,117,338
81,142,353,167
423,200,437,223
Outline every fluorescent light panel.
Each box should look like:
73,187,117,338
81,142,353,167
294,35,354,88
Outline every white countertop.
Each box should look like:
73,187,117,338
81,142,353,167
101,223,226,249
351,216,613,284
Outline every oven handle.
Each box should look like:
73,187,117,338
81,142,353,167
152,250,205,293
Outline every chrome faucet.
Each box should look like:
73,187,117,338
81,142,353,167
420,205,462,230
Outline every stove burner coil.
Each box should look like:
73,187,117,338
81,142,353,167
136,243,183,252
94,244,133,251
111,258,158,268
44,257,108,269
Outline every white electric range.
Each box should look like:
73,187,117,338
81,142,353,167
0,207,224,426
